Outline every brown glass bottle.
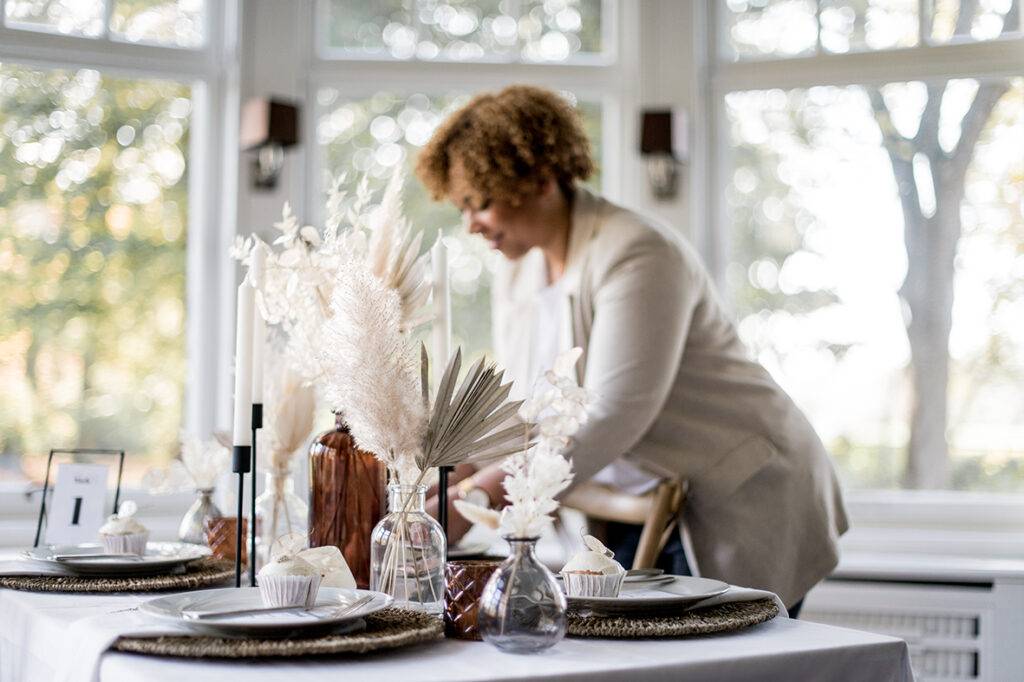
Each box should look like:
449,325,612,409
308,412,386,589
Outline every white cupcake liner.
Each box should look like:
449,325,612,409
258,574,322,608
561,570,625,597
101,531,149,556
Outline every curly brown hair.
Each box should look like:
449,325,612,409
415,85,594,207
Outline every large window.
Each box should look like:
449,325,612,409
311,1,618,364
0,0,225,485
715,1,1024,492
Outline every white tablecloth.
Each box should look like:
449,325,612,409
0,585,913,682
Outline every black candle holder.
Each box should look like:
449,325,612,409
231,444,251,588
250,403,263,588
438,465,451,559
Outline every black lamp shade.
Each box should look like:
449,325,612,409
241,98,299,151
640,110,673,156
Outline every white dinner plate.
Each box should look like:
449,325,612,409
23,542,211,576
566,575,730,616
141,587,392,637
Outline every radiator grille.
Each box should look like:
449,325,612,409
804,609,981,680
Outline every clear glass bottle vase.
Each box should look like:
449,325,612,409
370,483,446,614
477,536,567,653
255,465,308,569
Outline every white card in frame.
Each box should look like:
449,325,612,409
44,463,110,546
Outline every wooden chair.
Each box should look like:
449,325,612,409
560,478,686,569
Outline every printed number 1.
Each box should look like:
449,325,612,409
72,497,83,525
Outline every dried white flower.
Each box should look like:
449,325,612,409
498,347,590,538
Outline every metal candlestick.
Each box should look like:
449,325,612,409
250,403,263,587
438,465,451,559
231,444,251,588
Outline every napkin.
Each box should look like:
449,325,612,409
684,584,788,617
54,607,193,682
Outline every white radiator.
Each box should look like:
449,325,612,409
801,555,1024,682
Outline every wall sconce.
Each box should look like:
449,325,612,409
240,97,299,190
639,109,687,200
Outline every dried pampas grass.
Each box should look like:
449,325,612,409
318,263,427,483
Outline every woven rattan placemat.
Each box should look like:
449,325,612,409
113,608,442,658
0,558,235,594
567,598,779,638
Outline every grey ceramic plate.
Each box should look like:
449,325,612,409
141,587,392,637
566,575,730,616
23,542,211,576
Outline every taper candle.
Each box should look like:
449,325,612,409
250,244,267,405
430,235,451,390
232,270,255,447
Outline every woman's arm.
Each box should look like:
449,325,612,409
565,236,697,485
429,234,699,541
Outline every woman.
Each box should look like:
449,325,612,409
417,85,848,613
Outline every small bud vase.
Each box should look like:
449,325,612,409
369,483,446,614
477,536,567,653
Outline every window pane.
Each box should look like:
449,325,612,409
317,89,602,363
109,0,206,48
724,78,1024,492
4,0,104,38
0,64,190,484
323,0,604,62
819,0,918,53
929,0,1021,44
724,0,818,60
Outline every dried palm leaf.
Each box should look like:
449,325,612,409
417,348,531,472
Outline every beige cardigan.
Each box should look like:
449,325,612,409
491,186,849,608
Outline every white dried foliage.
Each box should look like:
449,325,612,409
317,262,427,483
230,168,431,385
498,348,590,538
141,434,230,494
265,363,317,472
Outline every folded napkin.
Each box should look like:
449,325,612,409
684,584,788,617
0,559,74,577
55,607,193,682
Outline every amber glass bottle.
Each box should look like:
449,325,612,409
307,413,386,588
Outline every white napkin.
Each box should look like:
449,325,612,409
54,607,193,682
684,585,789,617
0,559,74,577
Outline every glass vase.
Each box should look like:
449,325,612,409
477,536,567,653
178,488,222,545
255,465,308,569
308,412,386,588
370,483,446,614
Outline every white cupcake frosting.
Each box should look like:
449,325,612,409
562,534,625,575
257,554,319,579
99,500,147,535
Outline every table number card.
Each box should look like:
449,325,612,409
44,463,110,545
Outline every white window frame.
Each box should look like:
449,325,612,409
0,0,242,537
299,0,640,226
703,1,1024,552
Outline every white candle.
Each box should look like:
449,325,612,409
232,268,255,447
250,244,267,405
430,235,451,392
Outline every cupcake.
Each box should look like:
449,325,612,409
99,500,149,555
257,554,322,608
560,534,626,597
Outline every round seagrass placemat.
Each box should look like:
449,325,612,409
0,558,235,594
113,607,442,658
567,598,779,638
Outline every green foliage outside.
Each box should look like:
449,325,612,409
0,63,190,481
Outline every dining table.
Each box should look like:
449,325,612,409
0,577,914,682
